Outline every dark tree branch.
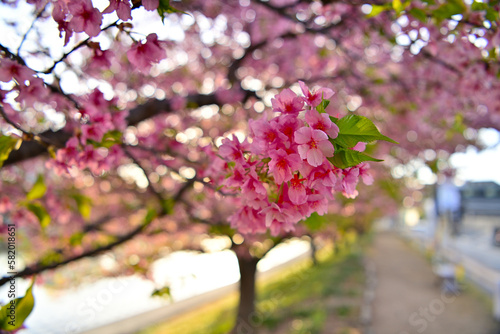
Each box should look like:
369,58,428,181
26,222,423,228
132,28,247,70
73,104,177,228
0,104,29,135
0,179,195,287
0,43,27,66
0,217,150,287
2,93,220,167
41,21,119,74
122,145,167,208
17,5,47,54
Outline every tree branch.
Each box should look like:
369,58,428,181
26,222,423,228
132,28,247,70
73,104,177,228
2,93,220,167
0,217,150,287
0,180,195,287
41,21,119,75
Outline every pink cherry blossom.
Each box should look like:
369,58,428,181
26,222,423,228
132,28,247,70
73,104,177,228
218,136,248,164
294,127,334,167
352,142,366,152
271,88,304,115
249,117,287,153
288,174,307,205
358,163,373,185
306,194,329,216
15,78,49,107
229,207,267,235
142,0,159,10
27,0,48,11
299,80,334,107
306,166,338,198
78,145,103,174
277,114,302,143
0,196,13,214
52,1,73,45
304,109,339,139
91,47,114,69
67,0,103,38
0,59,35,83
263,201,301,236
223,163,247,188
341,167,360,199
268,149,301,184
103,0,132,21
241,168,268,209
127,33,167,73
81,124,107,143
52,137,80,174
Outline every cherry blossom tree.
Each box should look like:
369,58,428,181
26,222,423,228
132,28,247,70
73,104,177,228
0,0,499,332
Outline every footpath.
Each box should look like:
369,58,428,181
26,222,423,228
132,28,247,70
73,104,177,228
366,232,500,334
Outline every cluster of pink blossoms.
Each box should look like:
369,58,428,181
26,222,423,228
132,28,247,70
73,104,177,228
47,90,127,175
50,0,160,45
216,82,373,236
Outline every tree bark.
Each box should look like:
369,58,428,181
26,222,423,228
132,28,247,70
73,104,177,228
232,253,260,334
309,235,318,266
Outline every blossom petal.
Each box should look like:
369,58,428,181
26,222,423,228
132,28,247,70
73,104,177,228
297,144,308,160
317,87,334,100
289,183,307,205
326,123,339,139
311,129,328,141
317,140,334,157
294,127,311,144
307,148,324,167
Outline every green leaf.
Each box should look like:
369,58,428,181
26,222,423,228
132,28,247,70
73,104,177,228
69,232,84,246
0,135,21,168
151,286,172,299
157,0,187,22
209,224,235,237
408,8,428,22
26,175,46,201
392,0,408,14
100,130,123,148
366,4,390,17
488,47,498,60
328,148,382,169
144,207,158,224
332,114,398,148
485,8,499,22
0,278,35,330
88,130,123,148
471,1,488,11
303,212,328,231
71,194,93,219
432,0,466,20
26,202,51,228
316,98,330,114
38,250,64,266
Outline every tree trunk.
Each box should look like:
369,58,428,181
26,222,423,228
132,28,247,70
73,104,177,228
231,253,260,334
308,235,318,266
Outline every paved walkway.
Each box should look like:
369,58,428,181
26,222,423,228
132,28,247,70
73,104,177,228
367,232,500,334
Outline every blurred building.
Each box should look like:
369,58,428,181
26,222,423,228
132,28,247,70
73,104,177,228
461,181,500,216
459,181,500,246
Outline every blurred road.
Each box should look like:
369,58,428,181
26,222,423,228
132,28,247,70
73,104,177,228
367,232,500,334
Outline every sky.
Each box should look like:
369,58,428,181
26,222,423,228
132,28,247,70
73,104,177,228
450,128,500,185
